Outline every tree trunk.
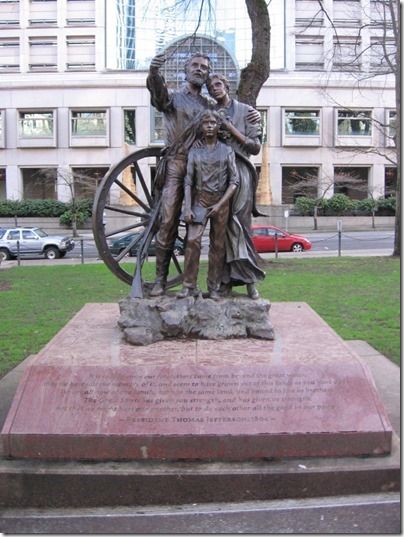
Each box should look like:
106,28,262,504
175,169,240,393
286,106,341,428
237,0,271,107
392,0,401,257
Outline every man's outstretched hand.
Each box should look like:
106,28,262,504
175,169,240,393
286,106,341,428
149,53,166,74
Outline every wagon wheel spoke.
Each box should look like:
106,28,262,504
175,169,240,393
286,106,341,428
113,178,151,213
133,160,155,207
92,147,184,297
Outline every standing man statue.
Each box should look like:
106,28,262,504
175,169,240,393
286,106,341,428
176,111,239,300
146,51,213,297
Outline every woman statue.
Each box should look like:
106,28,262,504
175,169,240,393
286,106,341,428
206,73,265,299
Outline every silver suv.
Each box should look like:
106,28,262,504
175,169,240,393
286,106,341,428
0,227,75,261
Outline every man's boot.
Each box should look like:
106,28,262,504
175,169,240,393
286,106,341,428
149,247,172,297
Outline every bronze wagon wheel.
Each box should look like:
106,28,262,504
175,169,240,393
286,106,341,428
92,147,184,298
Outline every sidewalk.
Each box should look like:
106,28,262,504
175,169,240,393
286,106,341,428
0,248,395,270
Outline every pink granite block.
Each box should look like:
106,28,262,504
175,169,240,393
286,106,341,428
1,303,392,460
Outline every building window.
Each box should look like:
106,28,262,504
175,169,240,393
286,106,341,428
0,110,4,148
295,0,324,26
285,110,320,135
18,110,56,147
370,37,396,74
22,168,57,200
71,111,106,136
283,109,321,146
29,36,57,71
70,110,109,147
259,109,268,144
370,0,395,28
0,0,19,27
66,0,95,26
28,0,57,26
0,168,5,200
282,167,319,204
337,110,372,136
150,109,164,145
384,167,396,197
295,36,324,70
66,36,95,70
70,167,107,199
333,0,361,26
0,38,19,72
386,110,396,146
334,167,368,200
333,37,361,71
336,110,373,146
124,110,136,145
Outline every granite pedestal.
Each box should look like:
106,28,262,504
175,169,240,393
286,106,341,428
1,302,392,460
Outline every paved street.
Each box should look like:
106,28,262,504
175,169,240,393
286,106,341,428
0,229,395,268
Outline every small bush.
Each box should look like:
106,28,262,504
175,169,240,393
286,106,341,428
353,198,376,215
59,209,89,228
59,198,93,228
293,197,316,216
324,194,355,215
0,200,19,217
72,198,93,216
376,196,396,216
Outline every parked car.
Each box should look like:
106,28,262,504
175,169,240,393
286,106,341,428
251,225,312,253
107,232,185,257
0,227,75,261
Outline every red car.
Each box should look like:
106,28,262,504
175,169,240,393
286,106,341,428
251,225,312,253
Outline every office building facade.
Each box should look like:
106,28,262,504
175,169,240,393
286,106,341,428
0,0,397,207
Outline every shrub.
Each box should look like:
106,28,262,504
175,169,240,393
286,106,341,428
73,198,93,216
376,197,396,216
0,199,68,217
59,209,89,228
18,199,68,217
316,198,328,216
353,198,376,215
324,194,355,215
292,195,396,218
59,198,93,228
0,200,19,217
293,196,316,216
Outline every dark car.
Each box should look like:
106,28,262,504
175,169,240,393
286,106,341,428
107,232,185,257
251,225,312,253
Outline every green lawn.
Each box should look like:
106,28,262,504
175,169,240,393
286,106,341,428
0,256,400,378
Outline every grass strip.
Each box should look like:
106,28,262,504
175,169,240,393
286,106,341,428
0,256,400,378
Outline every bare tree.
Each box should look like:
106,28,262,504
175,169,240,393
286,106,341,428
175,0,270,107
237,0,271,107
39,168,100,237
312,0,400,254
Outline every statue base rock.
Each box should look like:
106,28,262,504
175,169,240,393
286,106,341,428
118,294,274,346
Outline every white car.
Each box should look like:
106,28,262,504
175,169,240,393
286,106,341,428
0,227,75,260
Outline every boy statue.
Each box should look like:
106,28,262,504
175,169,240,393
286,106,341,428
176,111,239,301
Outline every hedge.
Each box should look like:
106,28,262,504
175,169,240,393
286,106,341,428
294,195,396,217
0,199,68,217
0,198,93,228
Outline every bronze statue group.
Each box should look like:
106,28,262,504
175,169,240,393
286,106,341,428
146,52,265,301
